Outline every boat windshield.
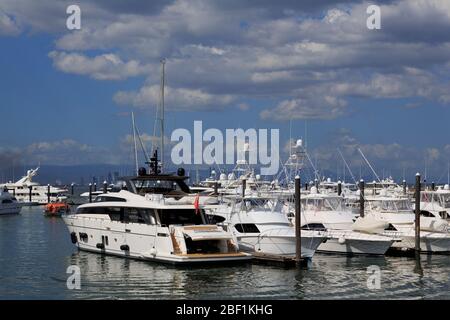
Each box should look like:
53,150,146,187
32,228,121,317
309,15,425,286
302,197,343,211
439,194,450,208
371,199,412,212
132,179,180,194
242,198,271,211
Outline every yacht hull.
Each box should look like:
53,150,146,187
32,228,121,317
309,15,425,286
316,230,394,255
237,230,325,258
63,215,251,264
388,231,450,253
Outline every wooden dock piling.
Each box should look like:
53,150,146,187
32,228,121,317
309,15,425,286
295,175,301,266
415,173,421,253
359,179,365,218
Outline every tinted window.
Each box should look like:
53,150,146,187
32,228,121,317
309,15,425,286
94,196,127,203
235,224,260,233
158,209,203,226
124,208,156,224
302,223,326,231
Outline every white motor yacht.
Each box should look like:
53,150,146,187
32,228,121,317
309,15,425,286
207,196,326,258
360,192,450,253
284,188,395,255
63,159,251,265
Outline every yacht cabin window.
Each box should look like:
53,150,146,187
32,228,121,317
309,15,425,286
157,209,204,226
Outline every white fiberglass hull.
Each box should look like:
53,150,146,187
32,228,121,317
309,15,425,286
63,215,251,264
236,229,325,258
386,230,450,253
317,230,394,255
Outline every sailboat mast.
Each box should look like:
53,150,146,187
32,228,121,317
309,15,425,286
131,112,138,175
160,59,166,172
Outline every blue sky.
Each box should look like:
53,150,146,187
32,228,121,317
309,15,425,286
1,0,450,182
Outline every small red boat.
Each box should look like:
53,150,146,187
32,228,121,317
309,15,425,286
44,202,70,216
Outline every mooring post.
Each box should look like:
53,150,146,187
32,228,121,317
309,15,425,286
103,181,108,194
94,183,97,192
47,184,50,203
304,182,308,191
403,179,406,195
431,181,435,191
71,183,74,196
314,178,319,190
359,179,365,218
28,185,32,203
89,183,92,203
295,176,302,266
242,179,246,198
337,180,342,196
415,173,421,253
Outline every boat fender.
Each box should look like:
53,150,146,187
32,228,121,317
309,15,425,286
70,232,78,244
338,236,346,244
96,243,105,249
120,244,130,251
150,248,157,256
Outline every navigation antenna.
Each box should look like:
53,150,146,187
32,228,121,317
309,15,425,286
357,148,385,187
151,59,166,172
131,112,139,175
337,148,358,186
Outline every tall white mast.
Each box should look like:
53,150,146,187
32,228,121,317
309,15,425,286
160,59,166,171
131,112,139,175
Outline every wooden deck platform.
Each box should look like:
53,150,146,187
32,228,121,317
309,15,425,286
251,252,307,268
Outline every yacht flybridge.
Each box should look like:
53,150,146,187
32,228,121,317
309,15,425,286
63,153,251,265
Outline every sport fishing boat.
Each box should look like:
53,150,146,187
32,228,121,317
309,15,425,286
0,167,68,205
207,195,326,258
284,187,396,255
0,187,22,215
359,191,450,253
62,153,251,265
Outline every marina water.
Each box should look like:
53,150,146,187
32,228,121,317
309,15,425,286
0,206,449,299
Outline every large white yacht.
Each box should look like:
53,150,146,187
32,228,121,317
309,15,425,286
63,156,251,265
207,196,326,258
0,167,68,204
0,187,22,215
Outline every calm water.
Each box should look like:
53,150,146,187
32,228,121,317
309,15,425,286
0,206,449,300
